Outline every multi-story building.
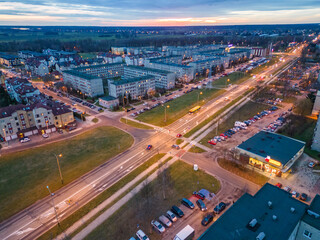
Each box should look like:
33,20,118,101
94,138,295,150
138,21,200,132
108,75,155,100
188,57,226,76
0,102,74,141
63,70,104,97
124,52,161,66
5,78,40,103
75,63,124,79
124,65,175,89
111,47,126,55
97,53,123,64
0,53,21,66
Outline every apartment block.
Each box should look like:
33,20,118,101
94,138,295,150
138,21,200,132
5,77,40,103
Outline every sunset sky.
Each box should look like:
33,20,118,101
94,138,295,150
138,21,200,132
0,0,320,26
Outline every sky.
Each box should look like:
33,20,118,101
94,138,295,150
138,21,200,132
0,0,320,26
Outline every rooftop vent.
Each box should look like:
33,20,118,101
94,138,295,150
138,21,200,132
268,201,272,209
249,219,258,228
307,210,320,219
272,215,277,221
256,232,266,240
290,207,295,213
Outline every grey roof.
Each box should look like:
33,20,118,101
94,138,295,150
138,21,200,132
109,75,154,86
63,70,100,80
150,62,192,68
75,63,123,70
237,131,305,166
301,194,320,230
199,183,308,240
99,95,118,101
125,65,172,75
189,57,220,64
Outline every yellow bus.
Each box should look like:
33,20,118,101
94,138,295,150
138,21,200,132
189,106,201,114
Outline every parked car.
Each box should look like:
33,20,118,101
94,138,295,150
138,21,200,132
283,186,291,193
214,202,226,214
275,183,282,188
192,191,205,200
151,220,165,233
300,193,308,201
291,191,299,198
196,199,207,211
159,215,172,227
201,213,214,226
176,133,182,138
136,230,149,240
146,145,152,150
172,144,180,149
208,140,217,145
181,198,195,209
171,205,184,218
42,133,49,138
19,137,31,143
166,210,177,222
308,162,316,168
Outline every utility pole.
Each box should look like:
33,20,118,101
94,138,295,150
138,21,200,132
54,154,64,184
46,186,60,226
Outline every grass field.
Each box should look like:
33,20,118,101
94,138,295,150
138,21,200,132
212,72,249,88
91,117,99,123
176,139,184,145
120,118,154,130
200,100,267,148
38,153,166,240
85,160,221,240
136,88,225,126
78,52,98,59
188,145,207,153
0,126,133,222
218,159,269,186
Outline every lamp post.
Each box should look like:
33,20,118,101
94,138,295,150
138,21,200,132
54,154,64,184
225,78,230,88
164,105,170,122
46,185,60,226
197,91,203,103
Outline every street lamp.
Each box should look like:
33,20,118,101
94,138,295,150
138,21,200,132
225,78,230,88
54,154,64,184
197,91,203,103
164,105,170,122
46,185,60,226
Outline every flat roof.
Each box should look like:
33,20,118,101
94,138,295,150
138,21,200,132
63,70,100,80
237,131,305,166
189,57,220,64
150,62,192,68
301,194,320,230
99,95,118,101
75,63,123,70
125,65,172,75
109,75,154,86
199,183,308,240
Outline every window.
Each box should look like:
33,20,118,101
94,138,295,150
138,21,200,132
303,230,312,239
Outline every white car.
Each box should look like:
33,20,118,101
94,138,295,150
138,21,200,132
20,137,31,143
136,230,149,240
308,162,316,168
159,215,172,227
42,134,49,138
151,220,165,233
166,210,177,222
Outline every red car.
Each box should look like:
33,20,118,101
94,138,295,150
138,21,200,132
193,191,205,200
146,145,152,150
220,133,227,139
176,134,182,138
208,140,216,145
275,183,282,188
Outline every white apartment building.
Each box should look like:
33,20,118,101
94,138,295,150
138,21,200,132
108,75,155,100
124,65,175,89
188,57,227,75
63,70,104,97
75,63,124,79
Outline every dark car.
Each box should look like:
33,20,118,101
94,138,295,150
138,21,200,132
196,199,207,211
192,191,205,200
201,213,214,226
171,205,184,218
300,193,308,201
214,202,226,214
181,198,195,209
146,145,152,150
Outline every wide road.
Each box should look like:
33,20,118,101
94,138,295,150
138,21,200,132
0,48,301,240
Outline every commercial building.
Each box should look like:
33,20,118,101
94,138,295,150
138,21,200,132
63,70,104,97
5,78,40,103
295,195,320,240
199,183,308,240
124,65,175,89
98,96,119,109
236,131,305,175
108,75,155,100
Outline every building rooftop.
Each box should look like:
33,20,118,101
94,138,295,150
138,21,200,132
109,75,154,86
63,70,100,80
199,183,308,240
75,62,123,71
99,95,118,101
149,61,192,68
301,194,320,230
189,57,220,64
237,131,305,166
125,65,172,75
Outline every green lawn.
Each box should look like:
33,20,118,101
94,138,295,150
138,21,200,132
0,126,133,222
38,153,166,240
188,145,207,153
91,117,99,123
78,52,97,59
212,72,249,88
200,100,267,148
136,88,225,126
218,159,269,186
120,118,154,130
85,160,221,240
176,139,184,145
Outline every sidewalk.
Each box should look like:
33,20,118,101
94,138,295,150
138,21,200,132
57,153,175,240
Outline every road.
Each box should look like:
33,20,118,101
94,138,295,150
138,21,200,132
0,49,301,240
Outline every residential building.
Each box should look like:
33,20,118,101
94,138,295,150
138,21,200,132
199,183,308,240
124,65,175,89
312,90,320,116
0,53,21,66
108,75,155,99
311,116,320,152
99,96,119,109
188,57,225,76
5,78,40,103
111,47,125,55
75,63,124,79
97,53,123,64
18,50,45,60
295,195,320,240
235,130,305,175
